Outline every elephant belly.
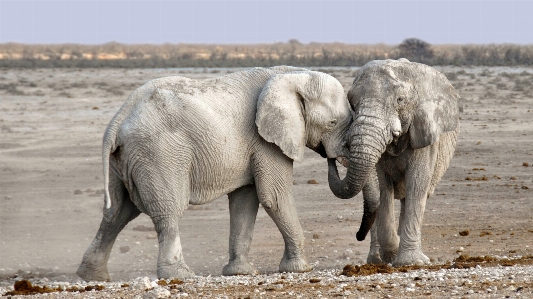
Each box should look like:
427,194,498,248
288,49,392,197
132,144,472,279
187,150,255,205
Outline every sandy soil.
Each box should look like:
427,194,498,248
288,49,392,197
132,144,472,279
0,66,532,297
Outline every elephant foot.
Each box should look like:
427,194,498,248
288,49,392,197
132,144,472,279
222,260,258,276
279,256,312,273
366,247,383,264
392,249,430,267
77,262,111,282
379,247,398,264
157,263,195,280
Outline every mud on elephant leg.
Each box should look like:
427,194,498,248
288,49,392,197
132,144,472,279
223,185,260,276
77,179,140,282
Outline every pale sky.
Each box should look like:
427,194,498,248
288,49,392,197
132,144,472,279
1,0,532,45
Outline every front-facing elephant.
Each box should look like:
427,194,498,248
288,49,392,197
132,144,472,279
77,66,353,281
328,59,460,266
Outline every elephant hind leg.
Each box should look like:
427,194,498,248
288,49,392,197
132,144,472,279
77,174,140,282
223,185,260,276
132,166,194,280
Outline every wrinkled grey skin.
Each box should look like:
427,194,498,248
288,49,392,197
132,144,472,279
328,59,460,266
77,66,352,281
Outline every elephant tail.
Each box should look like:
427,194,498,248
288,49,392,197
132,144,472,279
102,118,120,210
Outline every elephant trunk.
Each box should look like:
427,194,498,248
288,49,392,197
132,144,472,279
328,114,390,239
327,128,386,199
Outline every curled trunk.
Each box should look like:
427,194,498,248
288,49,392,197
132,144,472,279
328,125,386,199
328,121,389,240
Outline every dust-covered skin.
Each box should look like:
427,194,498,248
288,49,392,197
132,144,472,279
76,66,353,281
329,59,461,267
0,67,532,296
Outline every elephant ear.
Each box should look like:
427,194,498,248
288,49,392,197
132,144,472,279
409,66,461,149
256,73,308,162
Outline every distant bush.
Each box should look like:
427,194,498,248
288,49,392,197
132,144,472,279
1,41,533,68
398,38,433,62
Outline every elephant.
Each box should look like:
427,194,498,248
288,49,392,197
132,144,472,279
328,59,460,266
77,66,353,281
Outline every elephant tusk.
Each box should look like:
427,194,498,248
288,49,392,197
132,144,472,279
336,157,350,168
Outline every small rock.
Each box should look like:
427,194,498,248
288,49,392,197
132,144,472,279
74,190,83,195
143,287,171,299
120,246,130,253
523,162,529,167
130,277,153,291
307,179,318,184
312,234,320,239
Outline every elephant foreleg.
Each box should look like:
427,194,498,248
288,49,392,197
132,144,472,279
223,185,260,276
253,149,312,273
393,148,436,266
263,198,312,273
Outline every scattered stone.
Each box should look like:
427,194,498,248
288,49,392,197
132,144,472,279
312,234,320,239
521,185,529,189
523,162,529,167
143,286,171,299
92,106,99,110
307,179,318,184
309,278,321,283
129,277,153,291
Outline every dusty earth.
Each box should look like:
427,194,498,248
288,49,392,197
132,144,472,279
0,66,532,298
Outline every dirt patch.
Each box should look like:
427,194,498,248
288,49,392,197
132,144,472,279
3,280,104,296
341,255,533,277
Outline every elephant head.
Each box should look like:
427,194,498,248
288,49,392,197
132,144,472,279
256,70,352,163
328,59,461,238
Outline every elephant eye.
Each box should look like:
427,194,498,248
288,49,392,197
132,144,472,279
397,97,404,104
328,119,338,127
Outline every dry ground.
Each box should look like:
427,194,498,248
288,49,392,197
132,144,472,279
0,66,532,297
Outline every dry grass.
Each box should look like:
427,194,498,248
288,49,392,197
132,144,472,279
2,42,533,68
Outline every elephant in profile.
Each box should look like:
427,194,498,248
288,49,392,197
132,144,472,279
328,59,460,266
77,66,353,281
